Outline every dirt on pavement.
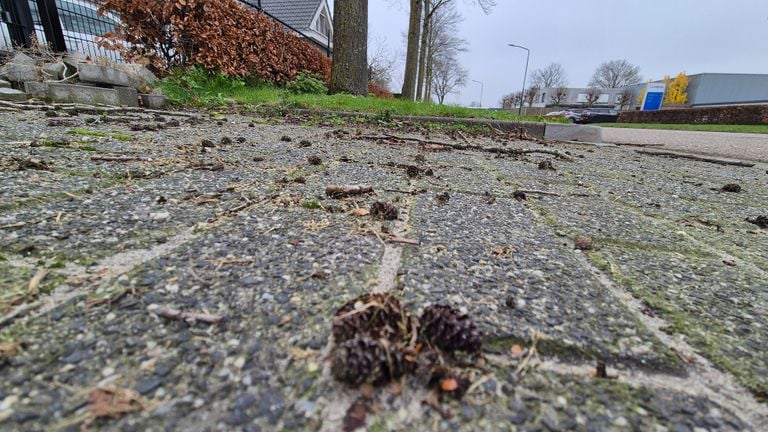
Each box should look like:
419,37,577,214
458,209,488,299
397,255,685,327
1,107,767,431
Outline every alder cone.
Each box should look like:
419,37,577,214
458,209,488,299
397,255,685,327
331,336,404,385
419,305,482,354
332,294,410,344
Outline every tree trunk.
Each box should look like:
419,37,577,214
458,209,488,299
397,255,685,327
415,0,431,102
424,23,435,103
401,0,422,101
330,0,368,95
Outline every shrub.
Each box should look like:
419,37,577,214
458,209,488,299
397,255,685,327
286,71,328,95
159,66,244,106
368,82,394,99
619,105,768,125
97,0,330,84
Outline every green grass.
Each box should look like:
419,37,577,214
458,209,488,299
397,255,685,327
67,129,107,137
598,123,768,134
157,69,562,123
234,87,555,122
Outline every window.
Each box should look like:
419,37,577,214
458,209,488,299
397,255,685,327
316,10,330,38
541,93,546,103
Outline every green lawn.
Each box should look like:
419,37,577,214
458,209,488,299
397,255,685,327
231,86,556,122
157,72,560,123
597,123,768,134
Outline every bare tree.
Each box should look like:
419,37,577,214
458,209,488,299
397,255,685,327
589,59,642,89
617,88,634,110
584,87,601,107
401,0,495,100
531,63,568,88
330,0,368,95
524,85,540,108
550,87,568,107
368,35,397,91
501,91,522,110
430,55,467,104
424,4,466,102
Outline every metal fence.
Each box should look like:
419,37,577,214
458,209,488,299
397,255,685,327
1,0,122,61
2,0,330,62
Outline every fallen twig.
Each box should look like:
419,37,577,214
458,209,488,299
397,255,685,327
148,304,223,324
27,269,49,298
326,184,374,198
387,235,420,245
635,150,755,167
366,134,574,161
514,189,562,197
90,155,149,162
456,130,471,145
382,188,423,195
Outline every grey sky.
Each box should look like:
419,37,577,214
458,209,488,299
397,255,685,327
335,0,768,107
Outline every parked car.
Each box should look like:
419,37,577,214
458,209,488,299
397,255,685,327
545,109,583,122
576,108,620,124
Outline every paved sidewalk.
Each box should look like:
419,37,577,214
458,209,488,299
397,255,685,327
602,127,768,163
1,109,767,431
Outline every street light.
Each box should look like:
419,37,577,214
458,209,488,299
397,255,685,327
508,44,530,115
472,80,484,108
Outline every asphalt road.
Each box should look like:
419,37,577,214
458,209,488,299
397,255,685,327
601,127,768,163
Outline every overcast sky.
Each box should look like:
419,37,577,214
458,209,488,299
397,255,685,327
333,0,768,107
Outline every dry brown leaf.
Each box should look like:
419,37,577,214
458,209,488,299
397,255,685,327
86,387,146,421
0,341,23,358
510,344,523,357
351,208,370,217
343,400,368,432
440,377,459,392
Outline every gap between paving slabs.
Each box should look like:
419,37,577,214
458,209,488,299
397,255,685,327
1,110,768,428
312,137,766,429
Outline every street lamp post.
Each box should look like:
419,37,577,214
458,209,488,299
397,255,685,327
508,44,530,115
471,80,484,108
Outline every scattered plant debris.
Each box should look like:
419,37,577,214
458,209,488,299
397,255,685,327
83,387,147,429
491,246,515,258
721,183,742,193
220,136,233,145
326,184,374,198
370,202,398,220
299,139,312,147
236,137,246,143
513,190,527,201
746,215,768,229
351,208,370,217
0,157,53,171
148,304,222,324
201,139,215,148
329,293,485,423
342,399,369,432
420,305,482,354
574,235,594,251
595,361,608,378
307,155,322,165
435,192,450,205
538,159,555,170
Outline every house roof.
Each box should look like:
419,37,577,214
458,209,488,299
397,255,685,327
249,0,324,30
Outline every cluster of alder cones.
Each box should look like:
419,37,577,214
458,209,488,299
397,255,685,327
330,293,482,387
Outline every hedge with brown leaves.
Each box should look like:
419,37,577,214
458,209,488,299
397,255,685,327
97,0,330,83
619,105,768,125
